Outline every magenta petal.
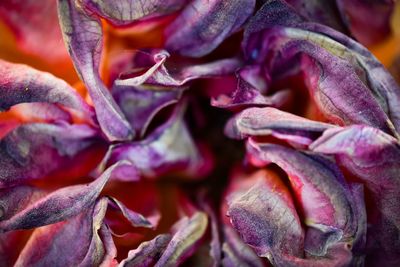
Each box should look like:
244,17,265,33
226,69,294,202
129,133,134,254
221,226,265,267
165,0,256,57
0,162,127,231
14,197,116,266
0,123,101,187
227,171,305,261
0,60,92,114
225,107,333,147
58,0,133,141
246,141,366,253
82,0,187,26
120,234,172,267
103,104,202,178
155,212,208,266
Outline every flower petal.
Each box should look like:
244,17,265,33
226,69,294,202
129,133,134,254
227,170,305,261
0,60,91,114
119,234,172,267
155,212,208,266
0,123,101,187
164,0,256,57
58,0,133,141
0,162,127,231
14,197,117,266
225,107,333,147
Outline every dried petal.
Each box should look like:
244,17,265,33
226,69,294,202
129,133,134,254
58,0,133,141
165,0,256,57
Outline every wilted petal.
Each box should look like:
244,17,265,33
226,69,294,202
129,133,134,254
165,0,256,57
310,125,400,265
115,51,241,89
336,0,394,46
119,234,171,267
0,162,126,231
227,170,305,261
246,141,362,245
221,226,265,267
0,123,102,187
103,104,203,178
155,212,208,267
285,0,345,32
0,60,92,115
14,197,117,267
244,0,400,136
58,0,133,141
0,0,70,62
82,0,187,26
225,107,333,147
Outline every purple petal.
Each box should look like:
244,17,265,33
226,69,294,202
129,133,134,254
82,0,187,26
14,197,116,266
0,123,101,187
246,141,362,244
336,0,394,45
227,170,305,261
221,226,265,267
0,60,92,115
225,107,333,147
165,0,256,57
120,234,172,267
115,51,241,89
103,104,203,178
58,0,133,141
0,162,127,231
155,212,208,266
310,125,400,265
243,0,400,136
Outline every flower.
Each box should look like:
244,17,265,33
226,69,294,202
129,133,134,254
0,0,399,266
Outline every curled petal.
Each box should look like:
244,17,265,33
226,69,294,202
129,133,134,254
103,104,203,178
0,60,91,114
165,0,256,57
246,141,364,250
119,234,172,267
225,107,333,147
336,0,394,46
155,212,208,267
0,162,127,231
82,0,187,26
0,123,101,187
227,170,304,261
14,197,116,267
221,226,265,267
58,0,133,141
310,125,400,265
244,0,400,136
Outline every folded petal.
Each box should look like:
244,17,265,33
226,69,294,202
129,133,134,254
119,234,172,267
0,60,92,114
225,107,333,147
310,125,400,265
246,141,362,243
221,226,265,267
155,212,208,266
82,0,187,26
164,0,256,57
227,170,305,261
243,0,400,136
103,104,203,179
58,0,133,141
0,123,101,187
336,0,395,46
14,197,117,267
0,162,126,231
